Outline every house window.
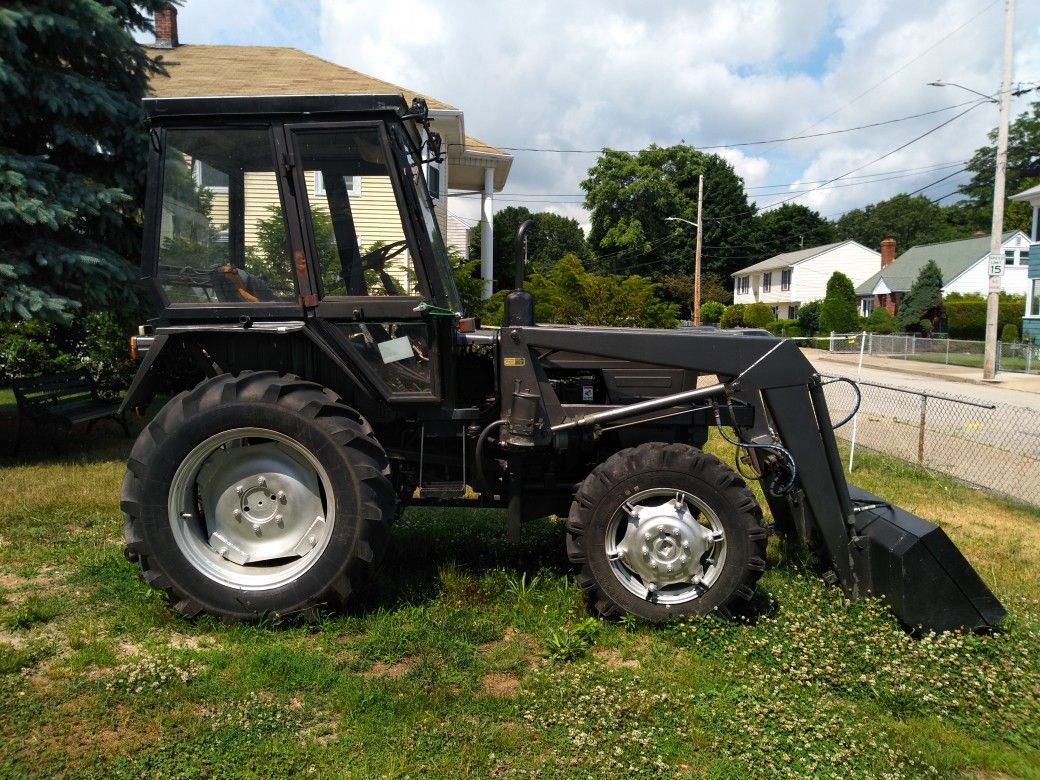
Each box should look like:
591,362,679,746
1005,249,1016,265
737,276,749,294
771,306,779,319
780,269,792,291
192,159,229,193
762,272,772,292
427,161,442,201
1033,280,1040,317
314,171,361,197
860,298,873,316
788,303,799,319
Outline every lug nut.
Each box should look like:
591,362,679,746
275,514,284,526
252,523,261,534
232,509,241,519
235,485,243,495
682,540,690,550
308,535,317,547
257,476,267,487
277,490,286,500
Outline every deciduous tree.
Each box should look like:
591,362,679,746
581,145,756,280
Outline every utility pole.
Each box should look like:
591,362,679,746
694,174,704,326
984,0,1015,380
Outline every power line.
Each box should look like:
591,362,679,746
450,101,981,156
795,0,998,134
448,160,971,207
722,100,987,221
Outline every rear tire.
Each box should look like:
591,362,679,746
566,443,767,622
121,371,395,621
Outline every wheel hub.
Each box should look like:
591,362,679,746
606,489,726,602
194,442,327,566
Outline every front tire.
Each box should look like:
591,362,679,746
566,443,767,622
121,372,395,621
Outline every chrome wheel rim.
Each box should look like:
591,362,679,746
604,487,727,604
168,428,336,591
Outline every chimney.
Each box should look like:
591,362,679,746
880,237,896,268
154,7,179,48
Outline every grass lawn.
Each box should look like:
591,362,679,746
0,408,1038,778
895,351,1037,372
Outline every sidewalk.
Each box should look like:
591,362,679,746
805,348,1040,394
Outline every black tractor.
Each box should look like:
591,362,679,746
121,93,1003,631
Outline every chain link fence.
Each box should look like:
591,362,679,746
820,376,1040,507
827,332,1040,375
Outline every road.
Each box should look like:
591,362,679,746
806,354,1040,507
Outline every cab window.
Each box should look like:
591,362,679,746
294,128,421,298
157,128,295,304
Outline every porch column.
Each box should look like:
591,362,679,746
480,166,494,299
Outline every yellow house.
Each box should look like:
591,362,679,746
148,8,511,296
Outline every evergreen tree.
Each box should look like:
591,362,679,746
895,260,945,333
0,1,171,323
819,272,859,333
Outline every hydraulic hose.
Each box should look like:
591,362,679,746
474,419,507,498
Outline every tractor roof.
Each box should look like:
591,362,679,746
143,93,411,121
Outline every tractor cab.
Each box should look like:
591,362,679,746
140,94,460,404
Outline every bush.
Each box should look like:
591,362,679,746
0,313,137,397
700,300,725,324
1001,323,1019,343
944,292,1026,340
865,307,896,334
765,319,801,337
742,302,775,328
797,300,822,334
819,272,859,333
719,304,746,329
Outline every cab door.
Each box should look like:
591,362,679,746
285,123,441,403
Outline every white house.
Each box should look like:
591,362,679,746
855,231,1032,317
1009,184,1040,342
731,240,881,320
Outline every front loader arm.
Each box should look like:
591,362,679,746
511,327,1004,631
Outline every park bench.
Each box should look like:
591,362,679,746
11,371,129,455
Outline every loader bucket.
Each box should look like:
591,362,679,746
848,485,1006,632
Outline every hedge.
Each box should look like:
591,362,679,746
944,294,1025,340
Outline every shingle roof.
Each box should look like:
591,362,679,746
1010,183,1040,202
731,241,848,276
146,44,506,157
854,232,1019,295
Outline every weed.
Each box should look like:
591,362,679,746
543,617,599,662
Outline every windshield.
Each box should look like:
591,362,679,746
391,123,462,313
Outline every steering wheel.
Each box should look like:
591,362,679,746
360,240,410,295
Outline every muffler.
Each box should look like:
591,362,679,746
848,485,1005,632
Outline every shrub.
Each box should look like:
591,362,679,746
742,302,775,328
895,260,943,332
700,300,725,324
944,292,1026,340
1001,323,1019,343
765,319,801,336
819,272,859,333
797,300,822,334
865,307,896,334
0,313,137,396
719,304,745,329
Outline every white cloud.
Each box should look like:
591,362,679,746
173,0,1040,228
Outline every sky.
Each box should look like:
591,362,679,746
165,0,1038,233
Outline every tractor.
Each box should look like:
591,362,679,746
120,93,1004,631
